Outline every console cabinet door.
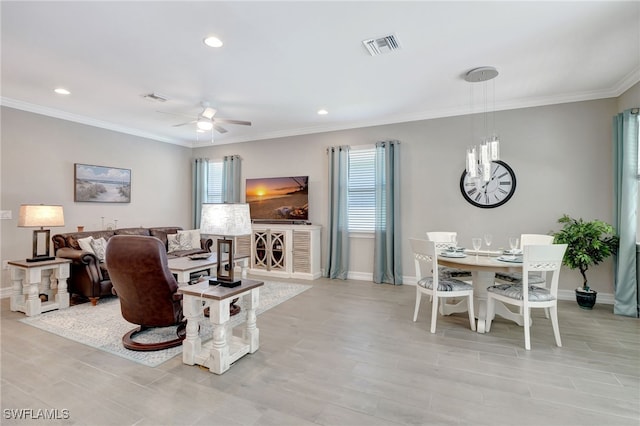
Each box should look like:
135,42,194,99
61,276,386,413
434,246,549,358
252,229,286,272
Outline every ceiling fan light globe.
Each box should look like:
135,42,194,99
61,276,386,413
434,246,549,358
197,119,214,131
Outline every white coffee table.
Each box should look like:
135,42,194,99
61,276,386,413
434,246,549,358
167,253,249,286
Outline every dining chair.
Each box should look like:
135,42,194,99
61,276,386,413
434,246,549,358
410,238,476,333
495,234,554,285
495,234,555,318
426,231,472,279
485,243,567,350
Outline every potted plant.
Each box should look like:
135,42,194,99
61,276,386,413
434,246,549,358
552,214,619,309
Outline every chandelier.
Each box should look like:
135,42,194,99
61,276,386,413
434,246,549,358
464,66,500,183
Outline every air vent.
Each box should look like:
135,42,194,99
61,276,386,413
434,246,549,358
362,34,401,56
142,92,169,102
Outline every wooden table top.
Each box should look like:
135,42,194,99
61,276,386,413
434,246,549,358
178,278,264,301
437,252,522,273
8,258,71,268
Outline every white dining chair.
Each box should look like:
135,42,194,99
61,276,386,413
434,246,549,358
410,238,476,333
485,243,567,350
426,231,472,279
495,234,555,318
495,234,554,286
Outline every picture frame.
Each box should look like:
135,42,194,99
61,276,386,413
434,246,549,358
74,163,131,203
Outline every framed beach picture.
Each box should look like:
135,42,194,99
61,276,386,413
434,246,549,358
74,163,131,203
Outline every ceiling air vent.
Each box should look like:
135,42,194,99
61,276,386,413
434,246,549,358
142,92,169,102
362,34,401,56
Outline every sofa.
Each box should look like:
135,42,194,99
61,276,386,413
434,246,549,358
52,227,213,306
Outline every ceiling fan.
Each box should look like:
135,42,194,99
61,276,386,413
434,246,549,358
164,101,252,134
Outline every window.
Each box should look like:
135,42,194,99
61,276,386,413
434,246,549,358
348,147,376,232
206,160,223,203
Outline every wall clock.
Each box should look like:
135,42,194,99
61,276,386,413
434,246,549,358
459,160,516,208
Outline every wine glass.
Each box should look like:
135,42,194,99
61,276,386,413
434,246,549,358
450,234,458,250
484,234,493,252
508,237,519,257
472,237,482,259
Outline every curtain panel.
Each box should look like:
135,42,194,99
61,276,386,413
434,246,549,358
222,155,242,203
374,140,402,285
613,108,639,317
192,158,209,229
324,145,350,279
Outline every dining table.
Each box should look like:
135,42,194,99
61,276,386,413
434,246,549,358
437,250,524,333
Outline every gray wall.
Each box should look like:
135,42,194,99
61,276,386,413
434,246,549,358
0,108,193,289
0,96,623,301
618,81,639,111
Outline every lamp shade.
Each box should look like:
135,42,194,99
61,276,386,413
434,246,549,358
18,204,65,227
200,203,251,236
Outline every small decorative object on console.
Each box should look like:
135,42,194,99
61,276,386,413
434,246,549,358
189,253,211,260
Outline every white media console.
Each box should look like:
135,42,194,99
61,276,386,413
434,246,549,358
248,223,321,280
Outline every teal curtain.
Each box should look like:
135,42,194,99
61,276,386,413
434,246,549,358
613,108,639,317
324,145,350,279
373,140,402,285
222,155,242,203
192,158,209,228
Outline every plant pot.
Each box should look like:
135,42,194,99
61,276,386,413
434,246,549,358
575,288,597,310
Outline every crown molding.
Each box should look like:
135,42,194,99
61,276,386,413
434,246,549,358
0,97,192,148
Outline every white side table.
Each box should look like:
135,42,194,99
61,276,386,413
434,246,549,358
8,258,71,316
178,279,263,374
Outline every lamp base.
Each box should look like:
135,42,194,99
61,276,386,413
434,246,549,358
26,256,55,263
209,279,241,288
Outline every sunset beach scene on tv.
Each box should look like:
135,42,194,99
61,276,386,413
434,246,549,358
246,176,308,221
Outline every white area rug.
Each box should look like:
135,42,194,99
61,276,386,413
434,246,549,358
19,280,311,367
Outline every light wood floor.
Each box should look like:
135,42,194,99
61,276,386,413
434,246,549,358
1,277,639,426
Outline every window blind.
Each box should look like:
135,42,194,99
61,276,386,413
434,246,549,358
206,160,223,203
348,148,376,232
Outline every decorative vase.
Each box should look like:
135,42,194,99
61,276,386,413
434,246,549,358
77,226,85,232
575,288,597,310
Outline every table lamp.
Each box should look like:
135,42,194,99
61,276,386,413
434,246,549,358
18,204,65,262
200,203,251,287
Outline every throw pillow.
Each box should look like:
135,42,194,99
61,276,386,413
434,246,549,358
177,229,201,250
90,237,108,261
77,236,95,254
167,233,192,253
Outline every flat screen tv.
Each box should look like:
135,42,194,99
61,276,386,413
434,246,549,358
245,176,308,221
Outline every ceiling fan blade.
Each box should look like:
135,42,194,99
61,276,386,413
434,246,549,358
172,120,196,127
214,118,252,126
214,125,228,134
201,107,216,120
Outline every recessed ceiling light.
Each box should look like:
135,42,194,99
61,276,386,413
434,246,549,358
317,109,328,115
54,88,70,95
203,36,223,48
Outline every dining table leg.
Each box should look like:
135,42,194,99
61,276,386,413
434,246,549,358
471,271,526,333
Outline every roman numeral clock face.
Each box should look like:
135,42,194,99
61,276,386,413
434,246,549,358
460,160,517,208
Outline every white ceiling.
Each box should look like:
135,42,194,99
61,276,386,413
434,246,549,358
2,1,639,148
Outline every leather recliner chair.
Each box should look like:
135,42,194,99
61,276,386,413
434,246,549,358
105,235,186,351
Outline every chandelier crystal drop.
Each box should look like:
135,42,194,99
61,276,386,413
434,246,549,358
464,66,500,183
